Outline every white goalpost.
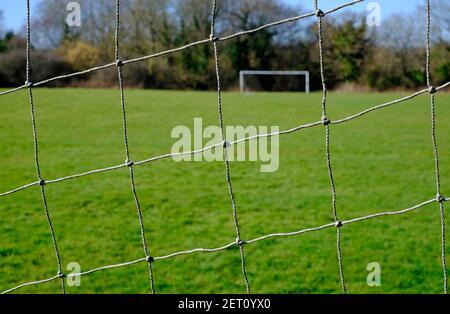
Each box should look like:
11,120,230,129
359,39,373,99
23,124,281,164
239,70,310,93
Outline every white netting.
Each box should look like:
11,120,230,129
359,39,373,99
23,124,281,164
0,0,448,294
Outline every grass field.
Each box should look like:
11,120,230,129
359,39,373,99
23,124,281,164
0,88,449,294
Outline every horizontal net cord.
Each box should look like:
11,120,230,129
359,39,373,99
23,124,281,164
1,80,449,199
1,196,442,294
1,275,60,295
0,85,27,96
331,88,431,124
437,81,450,91
0,0,362,96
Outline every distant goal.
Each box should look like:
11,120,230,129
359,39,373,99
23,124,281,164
239,70,310,93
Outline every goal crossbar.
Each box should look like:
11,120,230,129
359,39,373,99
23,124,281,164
239,70,310,93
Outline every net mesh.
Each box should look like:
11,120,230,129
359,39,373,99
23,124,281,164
0,0,448,294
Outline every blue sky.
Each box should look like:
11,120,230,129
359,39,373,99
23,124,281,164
284,0,422,13
0,0,38,32
1,0,423,33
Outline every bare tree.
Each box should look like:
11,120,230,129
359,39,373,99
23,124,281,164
32,0,67,48
433,0,450,42
376,12,423,51
0,10,4,37
121,0,174,56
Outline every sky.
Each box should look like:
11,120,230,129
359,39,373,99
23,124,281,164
0,0,37,33
0,0,423,33
284,0,422,13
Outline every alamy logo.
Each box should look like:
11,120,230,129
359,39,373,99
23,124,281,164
66,262,81,287
366,2,381,27
171,118,280,173
367,262,381,287
66,2,81,27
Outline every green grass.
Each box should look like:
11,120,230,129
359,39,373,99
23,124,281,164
0,88,449,294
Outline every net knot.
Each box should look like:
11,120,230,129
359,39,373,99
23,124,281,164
38,179,46,186
322,116,331,126
316,9,325,18
236,238,245,246
335,220,343,228
116,59,124,67
25,80,33,88
429,86,437,94
57,271,66,278
437,194,445,203
209,34,219,42
126,159,134,167
223,140,230,148
146,256,154,263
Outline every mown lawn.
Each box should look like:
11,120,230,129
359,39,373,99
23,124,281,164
0,88,449,294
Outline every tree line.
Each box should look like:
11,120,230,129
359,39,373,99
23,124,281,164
0,0,449,91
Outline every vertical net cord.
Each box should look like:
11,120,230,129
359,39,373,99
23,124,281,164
25,0,65,293
314,0,346,294
114,0,155,294
425,0,448,294
210,0,250,294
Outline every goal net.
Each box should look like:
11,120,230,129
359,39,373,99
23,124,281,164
0,0,448,295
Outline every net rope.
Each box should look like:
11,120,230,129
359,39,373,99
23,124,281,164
0,0,448,294
114,0,156,293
